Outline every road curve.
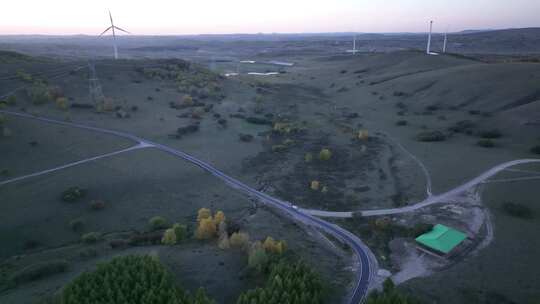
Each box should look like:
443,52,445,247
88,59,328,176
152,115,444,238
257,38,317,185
0,110,377,304
303,158,540,218
362,158,540,217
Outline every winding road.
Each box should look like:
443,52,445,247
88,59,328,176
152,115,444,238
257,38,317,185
0,110,377,304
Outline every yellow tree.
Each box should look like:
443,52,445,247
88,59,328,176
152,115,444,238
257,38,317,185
161,228,177,245
214,211,226,226
196,217,216,239
197,208,212,223
230,232,250,250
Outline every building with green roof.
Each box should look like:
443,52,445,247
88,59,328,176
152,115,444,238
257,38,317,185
415,224,467,255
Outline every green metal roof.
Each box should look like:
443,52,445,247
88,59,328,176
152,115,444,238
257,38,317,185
415,224,467,254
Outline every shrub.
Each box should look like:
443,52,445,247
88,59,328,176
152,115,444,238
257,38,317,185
247,241,269,272
245,116,272,125
416,131,446,142
195,218,216,239
149,216,169,231
172,223,188,242
478,129,502,139
81,232,101,244
61,255,214,304
530,145,540,154
6,95,16,105
305,153,313,162
448,120,475,134
271,144,288,153
69,218,85,232
90,200,106,210
230,232,250,250
61,187,86,203
27,83,50,105
162,228,177,245
9,260,68,286
357,130,369,140
310,180,320,191
366,278,420,303
477,139,495,148
502,202,534,219
319,148,332,161
396,120,408,126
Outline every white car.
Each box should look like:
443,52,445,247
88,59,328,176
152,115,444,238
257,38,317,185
291,205,298,210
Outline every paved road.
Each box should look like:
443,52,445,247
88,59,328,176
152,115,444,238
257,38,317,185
362,158,540,217
0,110,377,304
304,158,540,218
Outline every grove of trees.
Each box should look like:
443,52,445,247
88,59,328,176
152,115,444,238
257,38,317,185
237,260,324,304
61,255,214,304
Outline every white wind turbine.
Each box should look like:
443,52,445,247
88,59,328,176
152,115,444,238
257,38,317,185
346,34,358,54
99,11,130,59
426,20,439,55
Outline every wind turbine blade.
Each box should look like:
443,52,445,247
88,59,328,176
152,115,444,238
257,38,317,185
109,10,114,26
114,26,131,34
99,26,113,36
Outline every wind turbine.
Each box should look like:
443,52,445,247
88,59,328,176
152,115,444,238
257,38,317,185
346,34,358,55
426,20,438,55
99,11,130,59
442,30,448,53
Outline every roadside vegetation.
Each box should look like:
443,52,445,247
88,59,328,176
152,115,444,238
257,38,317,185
366,278,421,304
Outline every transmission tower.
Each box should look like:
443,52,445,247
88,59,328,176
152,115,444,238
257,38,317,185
88,61,105,110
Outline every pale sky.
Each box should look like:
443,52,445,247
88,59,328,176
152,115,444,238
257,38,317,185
1,0,539,35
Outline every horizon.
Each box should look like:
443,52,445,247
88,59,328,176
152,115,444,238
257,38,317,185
1,0,539,35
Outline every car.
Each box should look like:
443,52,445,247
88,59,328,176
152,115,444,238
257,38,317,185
291,205,298,210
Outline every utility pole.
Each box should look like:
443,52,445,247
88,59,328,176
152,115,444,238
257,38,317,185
88,62,105,110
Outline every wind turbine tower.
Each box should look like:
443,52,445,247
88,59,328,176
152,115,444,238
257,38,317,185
426,20,438,55
99,11,130,60
443,31,448,53
347,34,358,55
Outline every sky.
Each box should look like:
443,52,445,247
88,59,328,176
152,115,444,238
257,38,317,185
1,0,539,35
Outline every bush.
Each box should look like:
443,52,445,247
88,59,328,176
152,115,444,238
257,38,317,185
245,116,272,125
162,228,177,245
61,187,86,203
69,218,85,232
530,145,540,154
366,278,420,303
27,83,51,105
9,260,68,286
81,232,101,244
149,216,169,231
477,139,495,148
319,148,332,161
230,232,250,250
478,129,502,139
448,120,475,134
416,131,446,142
61,255,214,304
502,202,533,219
396,120,408,126
173,223,188,242
90,200,106,210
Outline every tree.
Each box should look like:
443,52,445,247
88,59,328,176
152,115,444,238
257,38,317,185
310,180,320,191
248,242,269,271
214,211,226,226
149,216,168,230
196,217,217,239
358,130,369,140
197,208,212,222
61,255,215,304
230,232,250,250
318,149,332,161
172,223,188,241
162,228,177,245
